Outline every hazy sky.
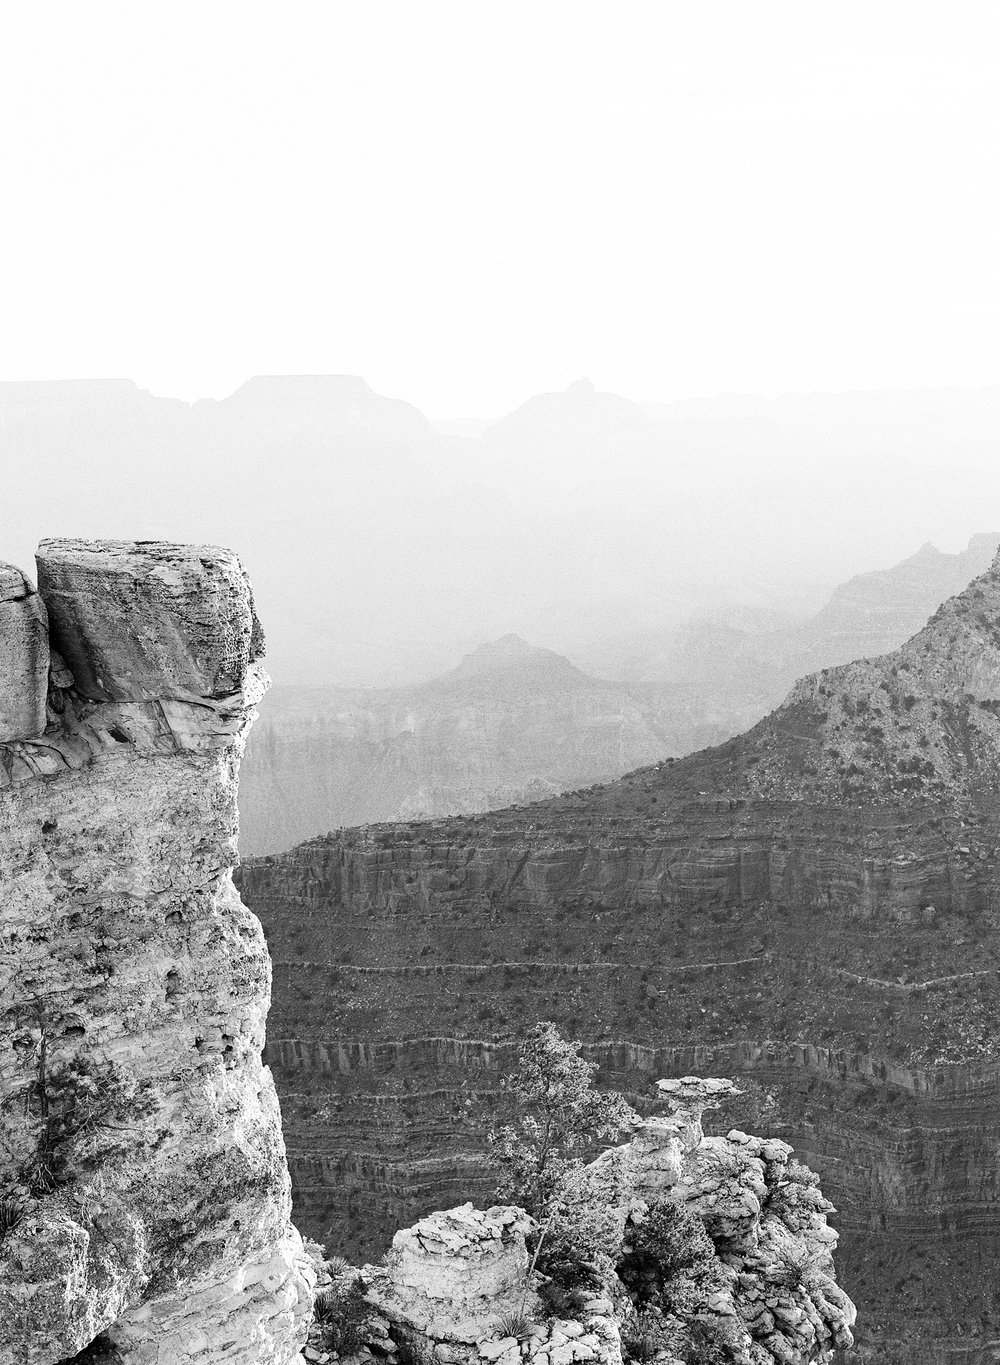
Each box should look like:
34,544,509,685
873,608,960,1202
2,3,998,416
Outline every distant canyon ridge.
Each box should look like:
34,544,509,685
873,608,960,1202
239,532,999,853
6,375,1000,693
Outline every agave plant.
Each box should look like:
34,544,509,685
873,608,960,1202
492,1307,532,1340
0,1196,25,1239
313,1289,340,1325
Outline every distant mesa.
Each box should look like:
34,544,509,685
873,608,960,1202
226,374,377,404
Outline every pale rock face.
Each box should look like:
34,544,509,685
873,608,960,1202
366,1203,539,1343
0,540,313,1365
36,538,264,704
0,562,48,742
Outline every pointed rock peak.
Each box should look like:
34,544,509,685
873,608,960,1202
454,633,560,670
442,634,593,690
468,632,536,658
913,540,941,558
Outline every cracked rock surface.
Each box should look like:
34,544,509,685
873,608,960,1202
0,540,313,1365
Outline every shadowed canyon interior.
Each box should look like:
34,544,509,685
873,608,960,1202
239,544,1000,1365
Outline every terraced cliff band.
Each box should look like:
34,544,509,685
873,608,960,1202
239,545,1000,1365
0,540,313,1365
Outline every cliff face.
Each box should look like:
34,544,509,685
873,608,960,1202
0,540,313,1364
773,533,1000,677
239,545,1000,1364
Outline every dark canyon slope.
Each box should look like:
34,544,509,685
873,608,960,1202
239,534,998,854
239,548,1000,1363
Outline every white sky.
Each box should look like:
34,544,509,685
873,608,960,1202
1,2,998,416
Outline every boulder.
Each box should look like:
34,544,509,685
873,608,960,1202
36,538,263,703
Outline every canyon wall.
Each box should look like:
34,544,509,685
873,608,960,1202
238,636,754,856
239,545,1000,1364
0,540,313,1365
239,537,999,857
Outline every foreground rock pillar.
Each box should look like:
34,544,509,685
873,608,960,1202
0,562,48,742
0,540,313,1364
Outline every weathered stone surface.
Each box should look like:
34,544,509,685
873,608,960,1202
36,538,264,704
0,561,47,741
0,540,310,1364
357,1080,853,1365
367,1204,539,1343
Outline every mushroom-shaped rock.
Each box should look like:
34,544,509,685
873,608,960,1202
653,1077,743,1152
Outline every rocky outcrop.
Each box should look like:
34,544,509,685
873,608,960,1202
239,544,1000,1363
0,540,313,1364
356,1078,854,1365
369,1203,539,1343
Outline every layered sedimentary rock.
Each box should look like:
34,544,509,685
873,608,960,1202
238,637,721,856
0,540,313,1364
239,546,1000,1363
361,1078,854,1365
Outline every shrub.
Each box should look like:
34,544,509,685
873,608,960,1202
681,1316,741,1364
618,1201,726,1321
538,1280,591,1318
621,1309,695,1363
7,1000,157,1201
621,1317,663,1362
622,1308,738,1365
313,1276,369,1353
770,1245,816,1290
535,1227,610,1305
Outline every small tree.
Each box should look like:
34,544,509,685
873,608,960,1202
488,1021,639,1219
487,1023,639,1310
